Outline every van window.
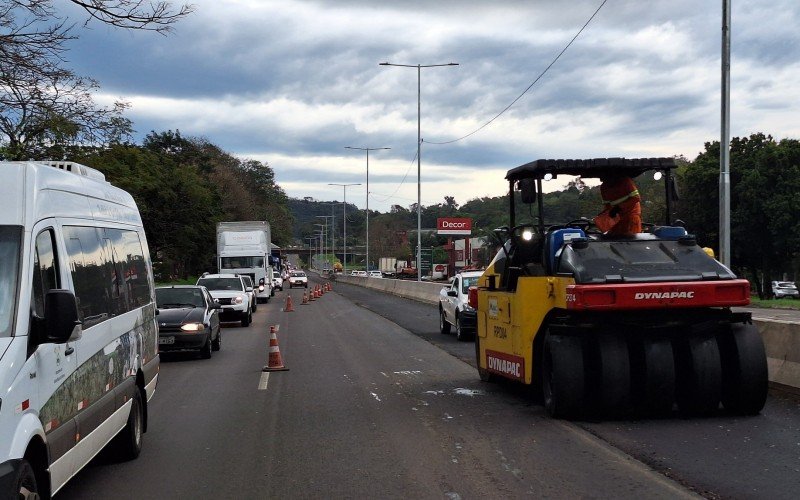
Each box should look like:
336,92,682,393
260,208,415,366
63,226,150,327
32,229,61,317
0,226,22,338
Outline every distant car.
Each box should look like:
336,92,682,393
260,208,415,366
156,285,222,358
240,275,258,313
439,271,483,341
368,270,383,278
272,270,284,291
288,270,308,288
350,270,368,277
772,281,799,299
196,273,253,327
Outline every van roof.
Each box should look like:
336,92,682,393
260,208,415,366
0,161,141,227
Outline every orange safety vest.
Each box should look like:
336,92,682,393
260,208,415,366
595,177,642,235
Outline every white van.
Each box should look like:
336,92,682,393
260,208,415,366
0,161,159,497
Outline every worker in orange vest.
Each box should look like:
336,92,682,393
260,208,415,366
594,175,642,236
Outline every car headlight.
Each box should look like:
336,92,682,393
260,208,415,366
233,296,243,304
181,323,204,332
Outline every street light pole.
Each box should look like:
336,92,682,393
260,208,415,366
380,61,458,281
328,182,361,274
345,146,390,273
316,215,333,271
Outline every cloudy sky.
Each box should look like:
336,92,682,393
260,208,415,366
65,0,800,212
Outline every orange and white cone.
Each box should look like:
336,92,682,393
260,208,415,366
301,291,308,304
284,294,294,312
262,326,289,372
309,288,315,301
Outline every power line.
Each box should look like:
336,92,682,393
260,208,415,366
368,146,418,202
426,0,608,146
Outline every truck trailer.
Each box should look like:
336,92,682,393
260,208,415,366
216,221,273,302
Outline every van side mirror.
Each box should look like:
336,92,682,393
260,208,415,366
45,289,81,343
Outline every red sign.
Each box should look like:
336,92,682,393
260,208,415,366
437,217,472,235
485,350,525,382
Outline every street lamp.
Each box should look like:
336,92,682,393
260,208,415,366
315,215,336,269
328,182,361,274
345,146,390,272
305,236,316,270
315,223,326,269
380,61,458,281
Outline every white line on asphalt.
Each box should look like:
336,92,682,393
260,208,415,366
258,372,270,390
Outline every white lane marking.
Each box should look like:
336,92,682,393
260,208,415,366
394,370,422,376
370,392,382,402
454,388,483,397
258,372,270,390
380,372,389,378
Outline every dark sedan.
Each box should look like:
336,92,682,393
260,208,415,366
156,285,222,358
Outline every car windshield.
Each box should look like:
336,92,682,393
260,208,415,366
291,272,306,278
156,288,205,308
776,282,797,289
220,256,264,269
461,276,479,294
197,277,243,291
0,226,22,338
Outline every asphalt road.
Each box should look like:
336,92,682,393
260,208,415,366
55,283,706,499
328,278,800,500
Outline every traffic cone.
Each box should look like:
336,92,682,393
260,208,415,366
284,294,294,312
309,288,315,301
327,282,333,291
301,291,308,304
262,326,289,372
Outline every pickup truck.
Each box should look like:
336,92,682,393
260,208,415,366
438,271,482,341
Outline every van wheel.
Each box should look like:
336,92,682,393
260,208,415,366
113,389,143,460
10,459,39,500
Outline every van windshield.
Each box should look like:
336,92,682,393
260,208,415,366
220,256,264,269
0,226,22,338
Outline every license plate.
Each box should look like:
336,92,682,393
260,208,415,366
159,336,175,345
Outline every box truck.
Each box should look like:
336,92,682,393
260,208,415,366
216,221,273,302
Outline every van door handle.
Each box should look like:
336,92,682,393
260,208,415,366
65,346,74,356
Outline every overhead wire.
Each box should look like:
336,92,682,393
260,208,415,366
425,0,608,146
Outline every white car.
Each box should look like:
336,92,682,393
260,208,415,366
350,270,368,277
272,269,284,291
369,270,383,278
288,271,308,288
196,273,253,326
772,281,799,299
439,271,483,341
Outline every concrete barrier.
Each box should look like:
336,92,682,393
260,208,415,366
755,319,800,395
331,274,800,395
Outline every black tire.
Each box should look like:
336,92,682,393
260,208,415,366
304,283,308,288
113,389,143,460
455,313,471,341
475,335,497,383
439,308,451,335
200,335,212,359
241,311,251,327
543,333,585,419
675,335,722,416
718,323,768,415
594,335,631,417
252,300,257,313
9,459,39,500
212,329,221,351
631,338,675,416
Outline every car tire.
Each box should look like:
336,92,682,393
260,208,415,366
112,388,143,460
200,334,212,359
8,459,39,500
304,283,308,288
455,313,471,342
241,311,251,327
439,307,451,334
252,300,257,313
212,329,221,351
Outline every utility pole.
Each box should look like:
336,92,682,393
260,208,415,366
720,0,731,267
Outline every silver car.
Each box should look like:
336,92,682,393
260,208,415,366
772,281,799,299
438,271,482,341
